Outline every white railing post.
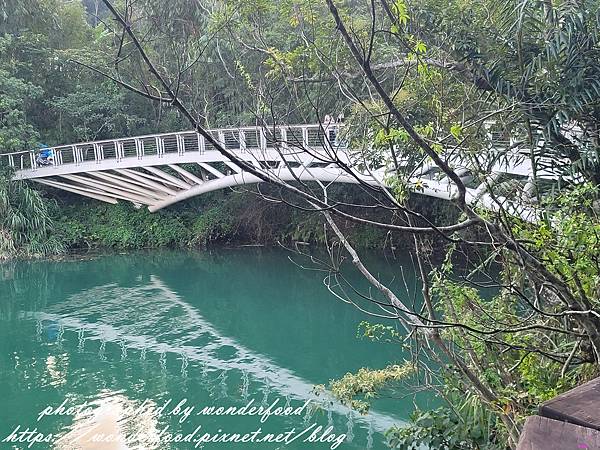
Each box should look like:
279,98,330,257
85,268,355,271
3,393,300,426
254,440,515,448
155,137,163,157
302,126,309,149
135,139,143,159
177,134,185,155
218,131,226,148
30,152,37,170
8,154,14,168
280,127,288,151
239,130,246,152
93,143,100,163
117,141,125,162
259,128,267,151
197,133,205,154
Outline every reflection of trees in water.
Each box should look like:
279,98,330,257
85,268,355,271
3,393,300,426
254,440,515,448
1,248,410,320
1,251,179,320
0,259,55,319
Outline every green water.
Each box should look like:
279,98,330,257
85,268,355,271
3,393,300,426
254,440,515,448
0,248,432,449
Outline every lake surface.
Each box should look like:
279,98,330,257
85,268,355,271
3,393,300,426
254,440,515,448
0,248,432,449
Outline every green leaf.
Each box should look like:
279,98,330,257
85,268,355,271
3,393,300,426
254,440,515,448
450,123,463,140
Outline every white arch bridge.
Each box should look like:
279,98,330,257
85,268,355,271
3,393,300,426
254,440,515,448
1,123,540,218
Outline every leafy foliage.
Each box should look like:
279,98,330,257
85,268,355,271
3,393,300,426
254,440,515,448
324,363,414,414
51,81,146,142
386,401,501,450
0,167,63,258
50,185,420,252
0,36,43,153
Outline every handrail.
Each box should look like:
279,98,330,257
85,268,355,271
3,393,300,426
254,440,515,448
0,120,572,185
0,123,343,172
0,124,328,156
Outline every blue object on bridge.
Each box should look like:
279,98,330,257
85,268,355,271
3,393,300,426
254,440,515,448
36,144,55,165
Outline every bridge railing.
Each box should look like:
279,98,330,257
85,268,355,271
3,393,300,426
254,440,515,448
0,124,345,173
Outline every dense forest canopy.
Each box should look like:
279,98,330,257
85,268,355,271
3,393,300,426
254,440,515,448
1,1,600,449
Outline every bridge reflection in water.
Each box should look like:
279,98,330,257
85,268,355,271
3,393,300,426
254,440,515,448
4,251,416,449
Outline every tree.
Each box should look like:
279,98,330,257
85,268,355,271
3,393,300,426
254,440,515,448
51,80,146,142
0,35,42,153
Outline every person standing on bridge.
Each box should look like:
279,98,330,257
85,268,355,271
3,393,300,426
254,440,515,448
36,144,54,166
